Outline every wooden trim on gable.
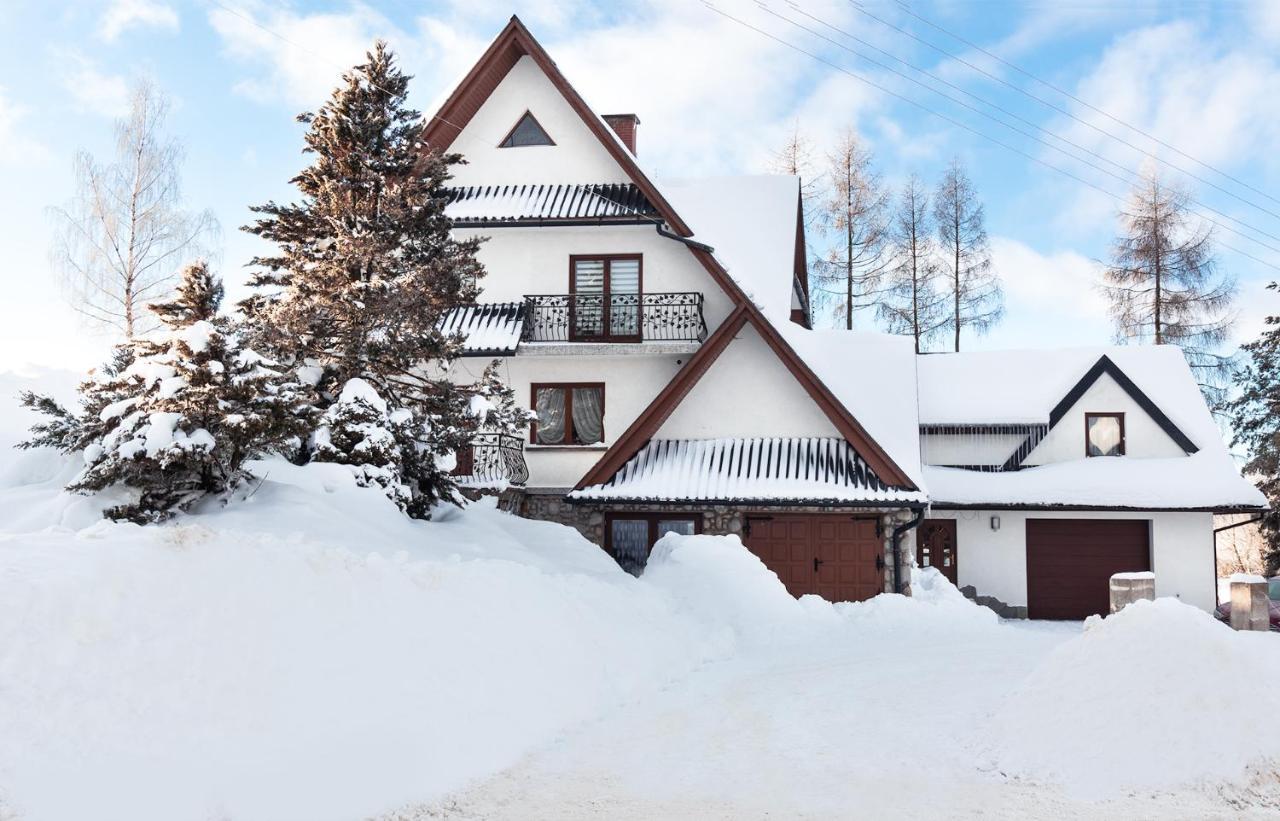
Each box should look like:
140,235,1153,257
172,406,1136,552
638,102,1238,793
422,16,692,236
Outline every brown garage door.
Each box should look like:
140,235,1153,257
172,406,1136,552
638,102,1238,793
1026,519,1150,620
744,515,883,602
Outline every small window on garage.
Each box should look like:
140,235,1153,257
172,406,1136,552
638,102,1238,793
607,514,700,575
1086,412,1125,457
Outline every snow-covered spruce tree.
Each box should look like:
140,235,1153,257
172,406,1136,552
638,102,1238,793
240,42,490,517
1228,282,1280,575
20,261,310,523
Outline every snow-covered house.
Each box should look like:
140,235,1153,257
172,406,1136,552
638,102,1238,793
431,16,1265,617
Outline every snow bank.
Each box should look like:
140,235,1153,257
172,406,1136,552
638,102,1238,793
642,533,835,644
0,463,716,821
992,598,1280,796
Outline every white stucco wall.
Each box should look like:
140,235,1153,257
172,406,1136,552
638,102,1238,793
449,353,685,489
448,55,628,186
1024,373,1188,465
919,509,1216,613
655,322,841,440
458,225,736,331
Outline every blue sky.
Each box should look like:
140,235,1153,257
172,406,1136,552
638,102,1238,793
2,0,1279,370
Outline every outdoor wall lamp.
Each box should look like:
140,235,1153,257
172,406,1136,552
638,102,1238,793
990,515,1001,531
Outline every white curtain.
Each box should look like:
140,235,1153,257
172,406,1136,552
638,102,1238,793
536,387,566,444
571,387,603,444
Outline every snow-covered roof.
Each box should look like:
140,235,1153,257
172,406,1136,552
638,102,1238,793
917,345,1266,510
440,302,525,355
570,437,927,505
660,174,800,323
779,326,926,491
444,183,658,226
925,459,1264,510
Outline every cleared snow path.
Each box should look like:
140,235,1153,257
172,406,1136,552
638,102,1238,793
388,618,1280,821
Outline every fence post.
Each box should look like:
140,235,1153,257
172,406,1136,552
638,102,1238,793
1229,574,1270,631
1109,571,1155,614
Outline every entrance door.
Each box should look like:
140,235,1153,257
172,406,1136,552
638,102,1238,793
917,519,958,585
744,514,883,602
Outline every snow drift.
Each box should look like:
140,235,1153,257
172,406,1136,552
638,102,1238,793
992,598,1280,796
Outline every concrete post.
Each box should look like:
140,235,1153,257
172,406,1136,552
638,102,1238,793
1110,571,1156,614
1229,574,1270,632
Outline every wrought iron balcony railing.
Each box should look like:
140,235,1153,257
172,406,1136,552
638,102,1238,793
453,432,529,488
521,292,707,343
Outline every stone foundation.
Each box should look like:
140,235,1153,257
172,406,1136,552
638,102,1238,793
510,489,919,596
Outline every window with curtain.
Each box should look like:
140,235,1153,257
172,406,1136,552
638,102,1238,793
571,255,641,340
532,384,604,445
608,515,700,575
1086,413,1125,457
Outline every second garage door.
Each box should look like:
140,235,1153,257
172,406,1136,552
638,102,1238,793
1026,519,1151,620
744,515,883,602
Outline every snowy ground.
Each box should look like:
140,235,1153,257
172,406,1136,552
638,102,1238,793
2,369,1279,820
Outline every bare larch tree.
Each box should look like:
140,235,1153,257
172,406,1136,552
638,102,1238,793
813,128,889,330
879,175,946,353
934,158,1002,351
49,79,219,338
1101,169,1236,404
769,120,822,227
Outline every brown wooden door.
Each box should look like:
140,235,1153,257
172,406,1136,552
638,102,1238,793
1026,519,1150,620
917,519,958,585
813,517,883,603
744,515,883,602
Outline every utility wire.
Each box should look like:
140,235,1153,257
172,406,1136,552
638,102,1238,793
854,0,1280,211
771,1,1280,251
703,1,1280,274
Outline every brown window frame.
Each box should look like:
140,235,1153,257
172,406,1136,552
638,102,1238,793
498,110,556,148
605,512,703,570
568,254,644,343
1085,412,1126,457
530,382,606,445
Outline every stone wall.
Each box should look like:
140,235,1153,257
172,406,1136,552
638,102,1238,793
510,489,919,596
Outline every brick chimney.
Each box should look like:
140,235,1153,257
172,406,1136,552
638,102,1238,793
602,114,640,155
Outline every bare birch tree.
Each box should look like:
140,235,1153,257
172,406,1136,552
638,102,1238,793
49,79,219,338
1101,169,1236,405
813,128,889,330
934,158,1002,351
879,175,946,353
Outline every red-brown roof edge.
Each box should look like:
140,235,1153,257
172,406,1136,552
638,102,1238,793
422,16,693,236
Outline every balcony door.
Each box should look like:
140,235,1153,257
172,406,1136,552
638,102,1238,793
570,255,641,341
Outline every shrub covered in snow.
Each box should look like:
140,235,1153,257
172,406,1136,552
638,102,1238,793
17,261,310,522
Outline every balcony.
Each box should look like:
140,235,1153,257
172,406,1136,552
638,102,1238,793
453,432,529,489
521,292,707,344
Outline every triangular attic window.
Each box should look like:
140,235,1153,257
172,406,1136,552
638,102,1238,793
499,111,554,147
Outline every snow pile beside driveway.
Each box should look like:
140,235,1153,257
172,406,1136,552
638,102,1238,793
992,597,1280,796
642,533,838,644
0,463,715,821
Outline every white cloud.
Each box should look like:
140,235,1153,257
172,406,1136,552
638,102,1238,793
208,1,405,109
993,235,1108,320
99,0,179,42
58,52,131,118
0,86,50,165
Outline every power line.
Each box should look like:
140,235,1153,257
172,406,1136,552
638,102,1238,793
703,1,1280,274
769,1,1280,252
853,0,1280,211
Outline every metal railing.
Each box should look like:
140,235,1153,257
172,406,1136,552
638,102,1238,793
453,432,529,488
521,292,707,343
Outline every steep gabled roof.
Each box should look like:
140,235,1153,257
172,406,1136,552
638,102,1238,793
423,15,692,236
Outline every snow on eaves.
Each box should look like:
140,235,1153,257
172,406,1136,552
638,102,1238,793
925,456,1266,510
571,437,928,505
